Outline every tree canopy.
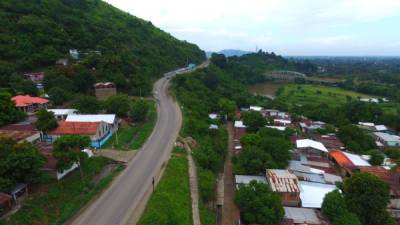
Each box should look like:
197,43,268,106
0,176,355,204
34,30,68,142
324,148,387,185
0,92,26,126
234,128,291,175
0,0,205,97
242,111,267,133
35,109,58,132
235,181,284,225
0,137,45,192
104,94,130,117
130,100,150,122
343,172,395,225
53,135,90,175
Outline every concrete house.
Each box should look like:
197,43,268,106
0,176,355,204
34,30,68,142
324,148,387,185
12,95,49,113
94,82,117,100
66,114,119,133
47,109,77,120
48,121,112,148
373,132,400,147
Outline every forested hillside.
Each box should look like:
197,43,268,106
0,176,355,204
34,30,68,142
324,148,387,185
0,0,205,96
211,51,316,84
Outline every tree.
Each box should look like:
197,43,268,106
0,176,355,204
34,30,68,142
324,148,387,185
322,190,347,221
333,212,362,225
234,146,277,175
72,95,101,114
53,135,90,182
5,142,46,184
48,87,68,106
211,53,227,68
240,133,262,148
235,181,284,225
0,137,45,192
0,92,26,126
35,109,58,132
368,150,384,166
104,94,131,117
343,172,394,225
338,125,376,154
130,99,150,122
242,111,267,133
218,98,236,119
259,137,291,168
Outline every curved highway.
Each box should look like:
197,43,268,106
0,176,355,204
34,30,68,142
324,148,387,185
71,77,182,225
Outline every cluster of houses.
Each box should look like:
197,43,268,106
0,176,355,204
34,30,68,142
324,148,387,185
230,105,400,225
0,93,120,216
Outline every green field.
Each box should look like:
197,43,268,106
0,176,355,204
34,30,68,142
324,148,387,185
138,148,192,225
103,101,157,150
276,84,374,107
0,157,122,225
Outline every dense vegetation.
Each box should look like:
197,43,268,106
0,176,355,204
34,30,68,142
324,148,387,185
0,137,45,193
322,173,395,225
0,157,118,225
0,0,205,98
234,127,292,175
172,64,266,223
290,57,400,101
138,148,192,225
235,181,284,225
0,92,26,126
211,51,316,85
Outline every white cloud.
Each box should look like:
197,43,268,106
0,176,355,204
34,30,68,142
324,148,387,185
304,35,356,45
104,0,400,55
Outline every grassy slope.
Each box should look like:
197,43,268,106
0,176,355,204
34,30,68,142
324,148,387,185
0,157,121,225
137,149,192,225
277,84,374,107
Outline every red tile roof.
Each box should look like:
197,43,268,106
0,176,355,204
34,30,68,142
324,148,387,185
49,121,100,135
359,166,400,197
329,150,355,168
12,95,49,107
0,123,38,132
0,130,39,142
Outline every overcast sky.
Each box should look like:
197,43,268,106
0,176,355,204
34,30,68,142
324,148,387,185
105,0,400,56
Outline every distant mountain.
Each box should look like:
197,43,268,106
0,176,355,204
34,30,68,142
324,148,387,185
206,49,252,58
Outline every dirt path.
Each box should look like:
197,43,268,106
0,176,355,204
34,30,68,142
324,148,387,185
221,122,240,225
183,140,201,225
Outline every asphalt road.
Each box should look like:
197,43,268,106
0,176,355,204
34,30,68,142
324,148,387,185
71,77,182,225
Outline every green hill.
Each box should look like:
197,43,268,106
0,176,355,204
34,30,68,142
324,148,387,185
0,0,205,96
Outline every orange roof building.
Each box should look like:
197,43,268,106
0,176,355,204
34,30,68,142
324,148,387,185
47,121,112,149
12,95,49,113
49,121,101,135
329,150,354,168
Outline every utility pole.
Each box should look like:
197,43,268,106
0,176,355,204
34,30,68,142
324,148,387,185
152,177,155,192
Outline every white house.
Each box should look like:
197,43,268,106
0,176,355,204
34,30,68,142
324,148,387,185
296,139,328,153
47,109,77,120
66,114,119,133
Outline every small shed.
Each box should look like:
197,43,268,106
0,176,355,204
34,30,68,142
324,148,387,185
10,183,28,204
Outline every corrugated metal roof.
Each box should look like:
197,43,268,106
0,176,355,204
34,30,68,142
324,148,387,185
266,169,300,193
66,114,116,124
296,139,328,152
